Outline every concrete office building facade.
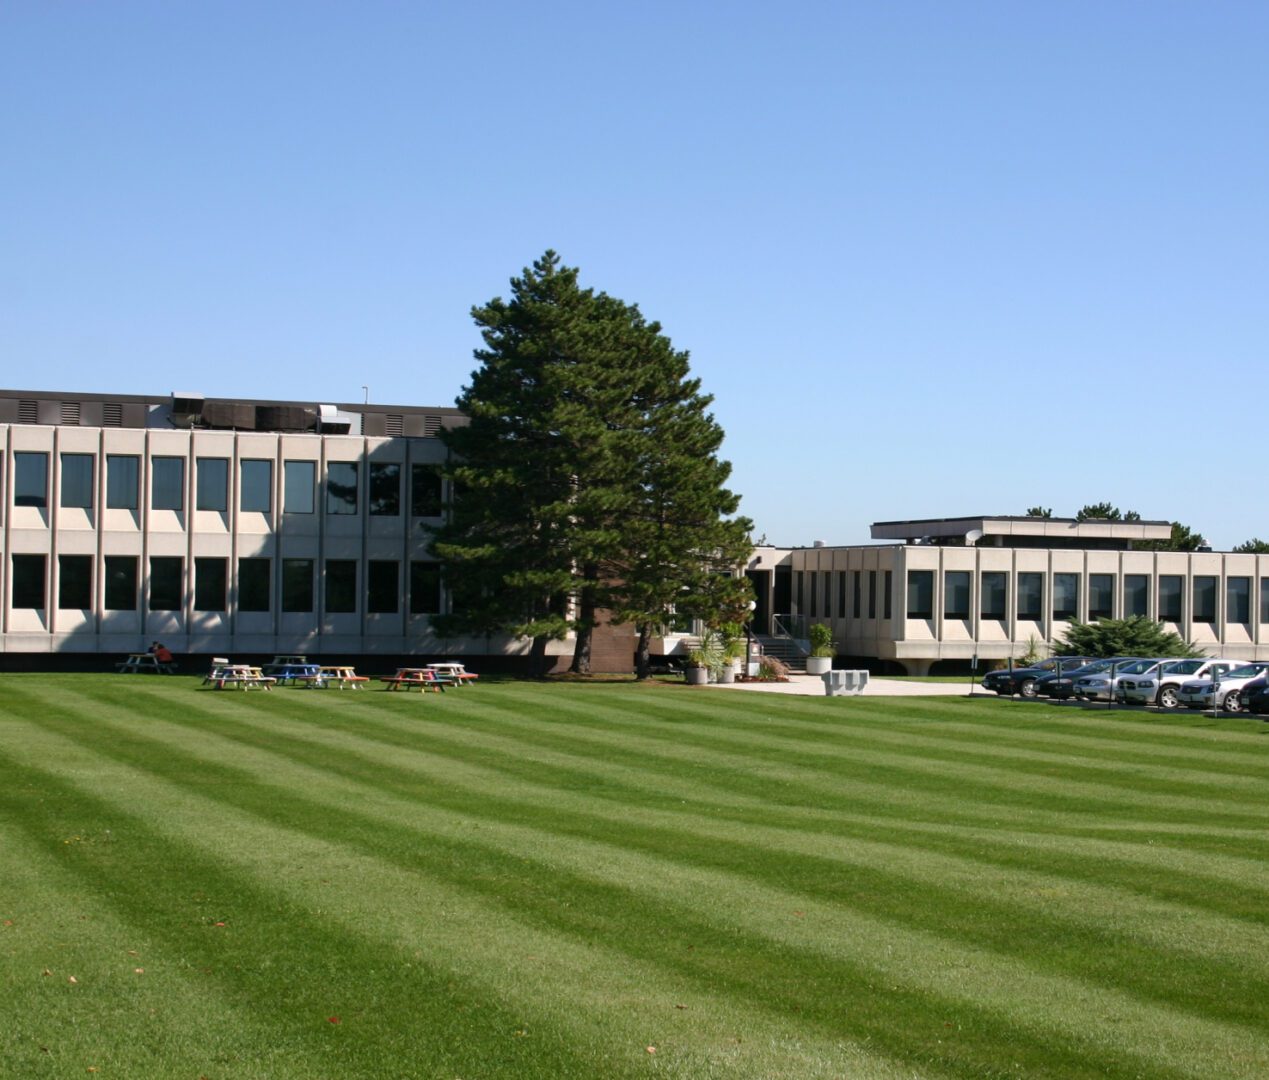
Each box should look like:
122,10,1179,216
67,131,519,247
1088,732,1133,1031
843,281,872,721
0,388,582,664
5,390,1269,673
748,516,1269,675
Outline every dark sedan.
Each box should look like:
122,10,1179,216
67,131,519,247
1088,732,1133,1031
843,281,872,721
1033,657,1146,700
981,656,1095,698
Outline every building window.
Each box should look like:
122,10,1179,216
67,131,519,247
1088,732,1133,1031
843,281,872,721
60,454,94,509
1017,573,1043,620
237,558,270,612
196,458,228,512
57,555,92,609
981,572,1006,619
410,561,442,614
867,570,877,619
194,558,227,611
12,554,46,608
325,559,357,612
825,572,834,618
151,457,185,511
281,558,314,612
1124,574,1149,617
944,571,970,619
104,556,137,610
884,570,893,620
837,571,847,617
1159,575,1183,621
853,570,862,618
284,461,316,514
14,452,48,508
907,570,933,619
368,560,399,612
1089,574,1114,620
149,557,183,611
1053,573,1079,620
1193,576,1217,623
1262,578,1269,624
411,464,443,517
240,460,272,513
1228,577,1250,625
794,571,803,614
326,462,358,515
106,455,139,509
808,571,817,617
369,463,401,516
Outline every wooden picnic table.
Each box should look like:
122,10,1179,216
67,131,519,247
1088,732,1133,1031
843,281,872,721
205,664,276,691
380,667,456,693
117,652,176,674
425,662,479,685
316,665,369,690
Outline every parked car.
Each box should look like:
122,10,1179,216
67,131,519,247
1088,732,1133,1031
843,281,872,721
1073,658,1173,702
1242,678,1269,716
981,656,1095,697
1035,657,1145,700
1118,657,1243,708
1175,662,1269,712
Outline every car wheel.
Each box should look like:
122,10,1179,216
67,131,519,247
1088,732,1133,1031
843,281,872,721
1019,679,1038,698
1157,686,1179,709
1224,691,1242,713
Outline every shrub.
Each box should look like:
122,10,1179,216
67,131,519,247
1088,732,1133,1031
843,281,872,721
808,623,835,658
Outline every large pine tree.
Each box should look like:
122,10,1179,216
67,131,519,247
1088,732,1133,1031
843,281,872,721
430,251,752,674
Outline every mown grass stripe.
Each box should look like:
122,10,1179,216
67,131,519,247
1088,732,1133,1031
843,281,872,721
20,691,1269,1043
0,726,1244,1080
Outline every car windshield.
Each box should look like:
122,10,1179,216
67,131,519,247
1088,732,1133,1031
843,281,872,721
1226,664,1268,680
1117,659,1158,675
1163,659,1203,675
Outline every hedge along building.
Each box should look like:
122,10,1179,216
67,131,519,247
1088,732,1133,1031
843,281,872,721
747,516,1269,675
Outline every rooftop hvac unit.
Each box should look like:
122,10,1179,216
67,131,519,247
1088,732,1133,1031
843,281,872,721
318,404,356,435
169,392,205,427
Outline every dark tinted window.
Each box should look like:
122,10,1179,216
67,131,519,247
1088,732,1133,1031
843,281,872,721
104,556,137,610
326,463,358,515
981,572,1007,619
15,452,47,507
12,554,46,607
1018,573,1043,620
60,454,94,509
907,570,933,619
106,455,139,509
944,571,970,619
150,557,183,610
196,458,228,512
194,558,227,611
410,561,441,614
240,460,273,513
411,465,443,517
58,555,92,608
282,558,313,612
284,461,315,513
369,463,401,516
239,558,271,612
325,560,357,612
367,560,399,612
152,458,184,511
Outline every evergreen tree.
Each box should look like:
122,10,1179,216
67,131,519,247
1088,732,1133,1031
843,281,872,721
1054,616,1201,659
1233,538,1269,553
430,251,751,675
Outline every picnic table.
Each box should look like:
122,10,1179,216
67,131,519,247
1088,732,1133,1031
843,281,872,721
204,663,276,691
426,662,479,686
117,652,176,674
317,665,369,690
270,663,323,687
380,667,456,693
261,655,309,675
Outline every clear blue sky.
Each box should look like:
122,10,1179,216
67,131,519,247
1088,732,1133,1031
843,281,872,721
3,2,1266,550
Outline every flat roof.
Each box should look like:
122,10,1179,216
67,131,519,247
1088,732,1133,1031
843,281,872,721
870,515,1174,542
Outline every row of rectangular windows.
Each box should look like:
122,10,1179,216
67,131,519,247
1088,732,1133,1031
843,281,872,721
905,571,1269,624
8,554,443,616
795,570,1269,625
6,452,445,517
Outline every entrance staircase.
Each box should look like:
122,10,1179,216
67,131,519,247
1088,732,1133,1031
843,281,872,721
756,633,808,673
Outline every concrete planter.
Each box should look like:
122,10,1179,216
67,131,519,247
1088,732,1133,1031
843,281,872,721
805,655,832,676
685,667,709,685
717,666,736,684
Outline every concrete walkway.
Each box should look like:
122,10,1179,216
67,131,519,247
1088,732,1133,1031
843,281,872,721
708,674,978,697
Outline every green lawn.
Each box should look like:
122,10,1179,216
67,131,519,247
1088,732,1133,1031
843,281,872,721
2,675,1268,1079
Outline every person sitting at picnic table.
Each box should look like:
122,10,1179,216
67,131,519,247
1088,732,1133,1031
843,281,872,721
150,642,174,664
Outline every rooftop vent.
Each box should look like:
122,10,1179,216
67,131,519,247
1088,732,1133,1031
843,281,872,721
317,404,356,435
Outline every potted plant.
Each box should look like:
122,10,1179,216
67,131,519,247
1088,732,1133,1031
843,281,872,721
718,623,745,683
806,623,835,675
685,648,710,685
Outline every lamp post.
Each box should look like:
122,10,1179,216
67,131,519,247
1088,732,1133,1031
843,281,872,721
745,599,757,679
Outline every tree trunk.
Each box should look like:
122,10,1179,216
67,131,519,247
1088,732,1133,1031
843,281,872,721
569,569,598,675
634,624,652,680
530,633,551,678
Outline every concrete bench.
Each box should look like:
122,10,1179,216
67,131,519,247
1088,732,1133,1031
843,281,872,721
822,669,869,696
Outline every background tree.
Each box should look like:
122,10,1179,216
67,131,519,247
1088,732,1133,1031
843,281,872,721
1233,538,1269,553
1054,616,1201,659
1025,506,1052,518
431,251,751,675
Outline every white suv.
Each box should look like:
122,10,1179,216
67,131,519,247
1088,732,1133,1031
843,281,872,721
1119,657,1244,708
